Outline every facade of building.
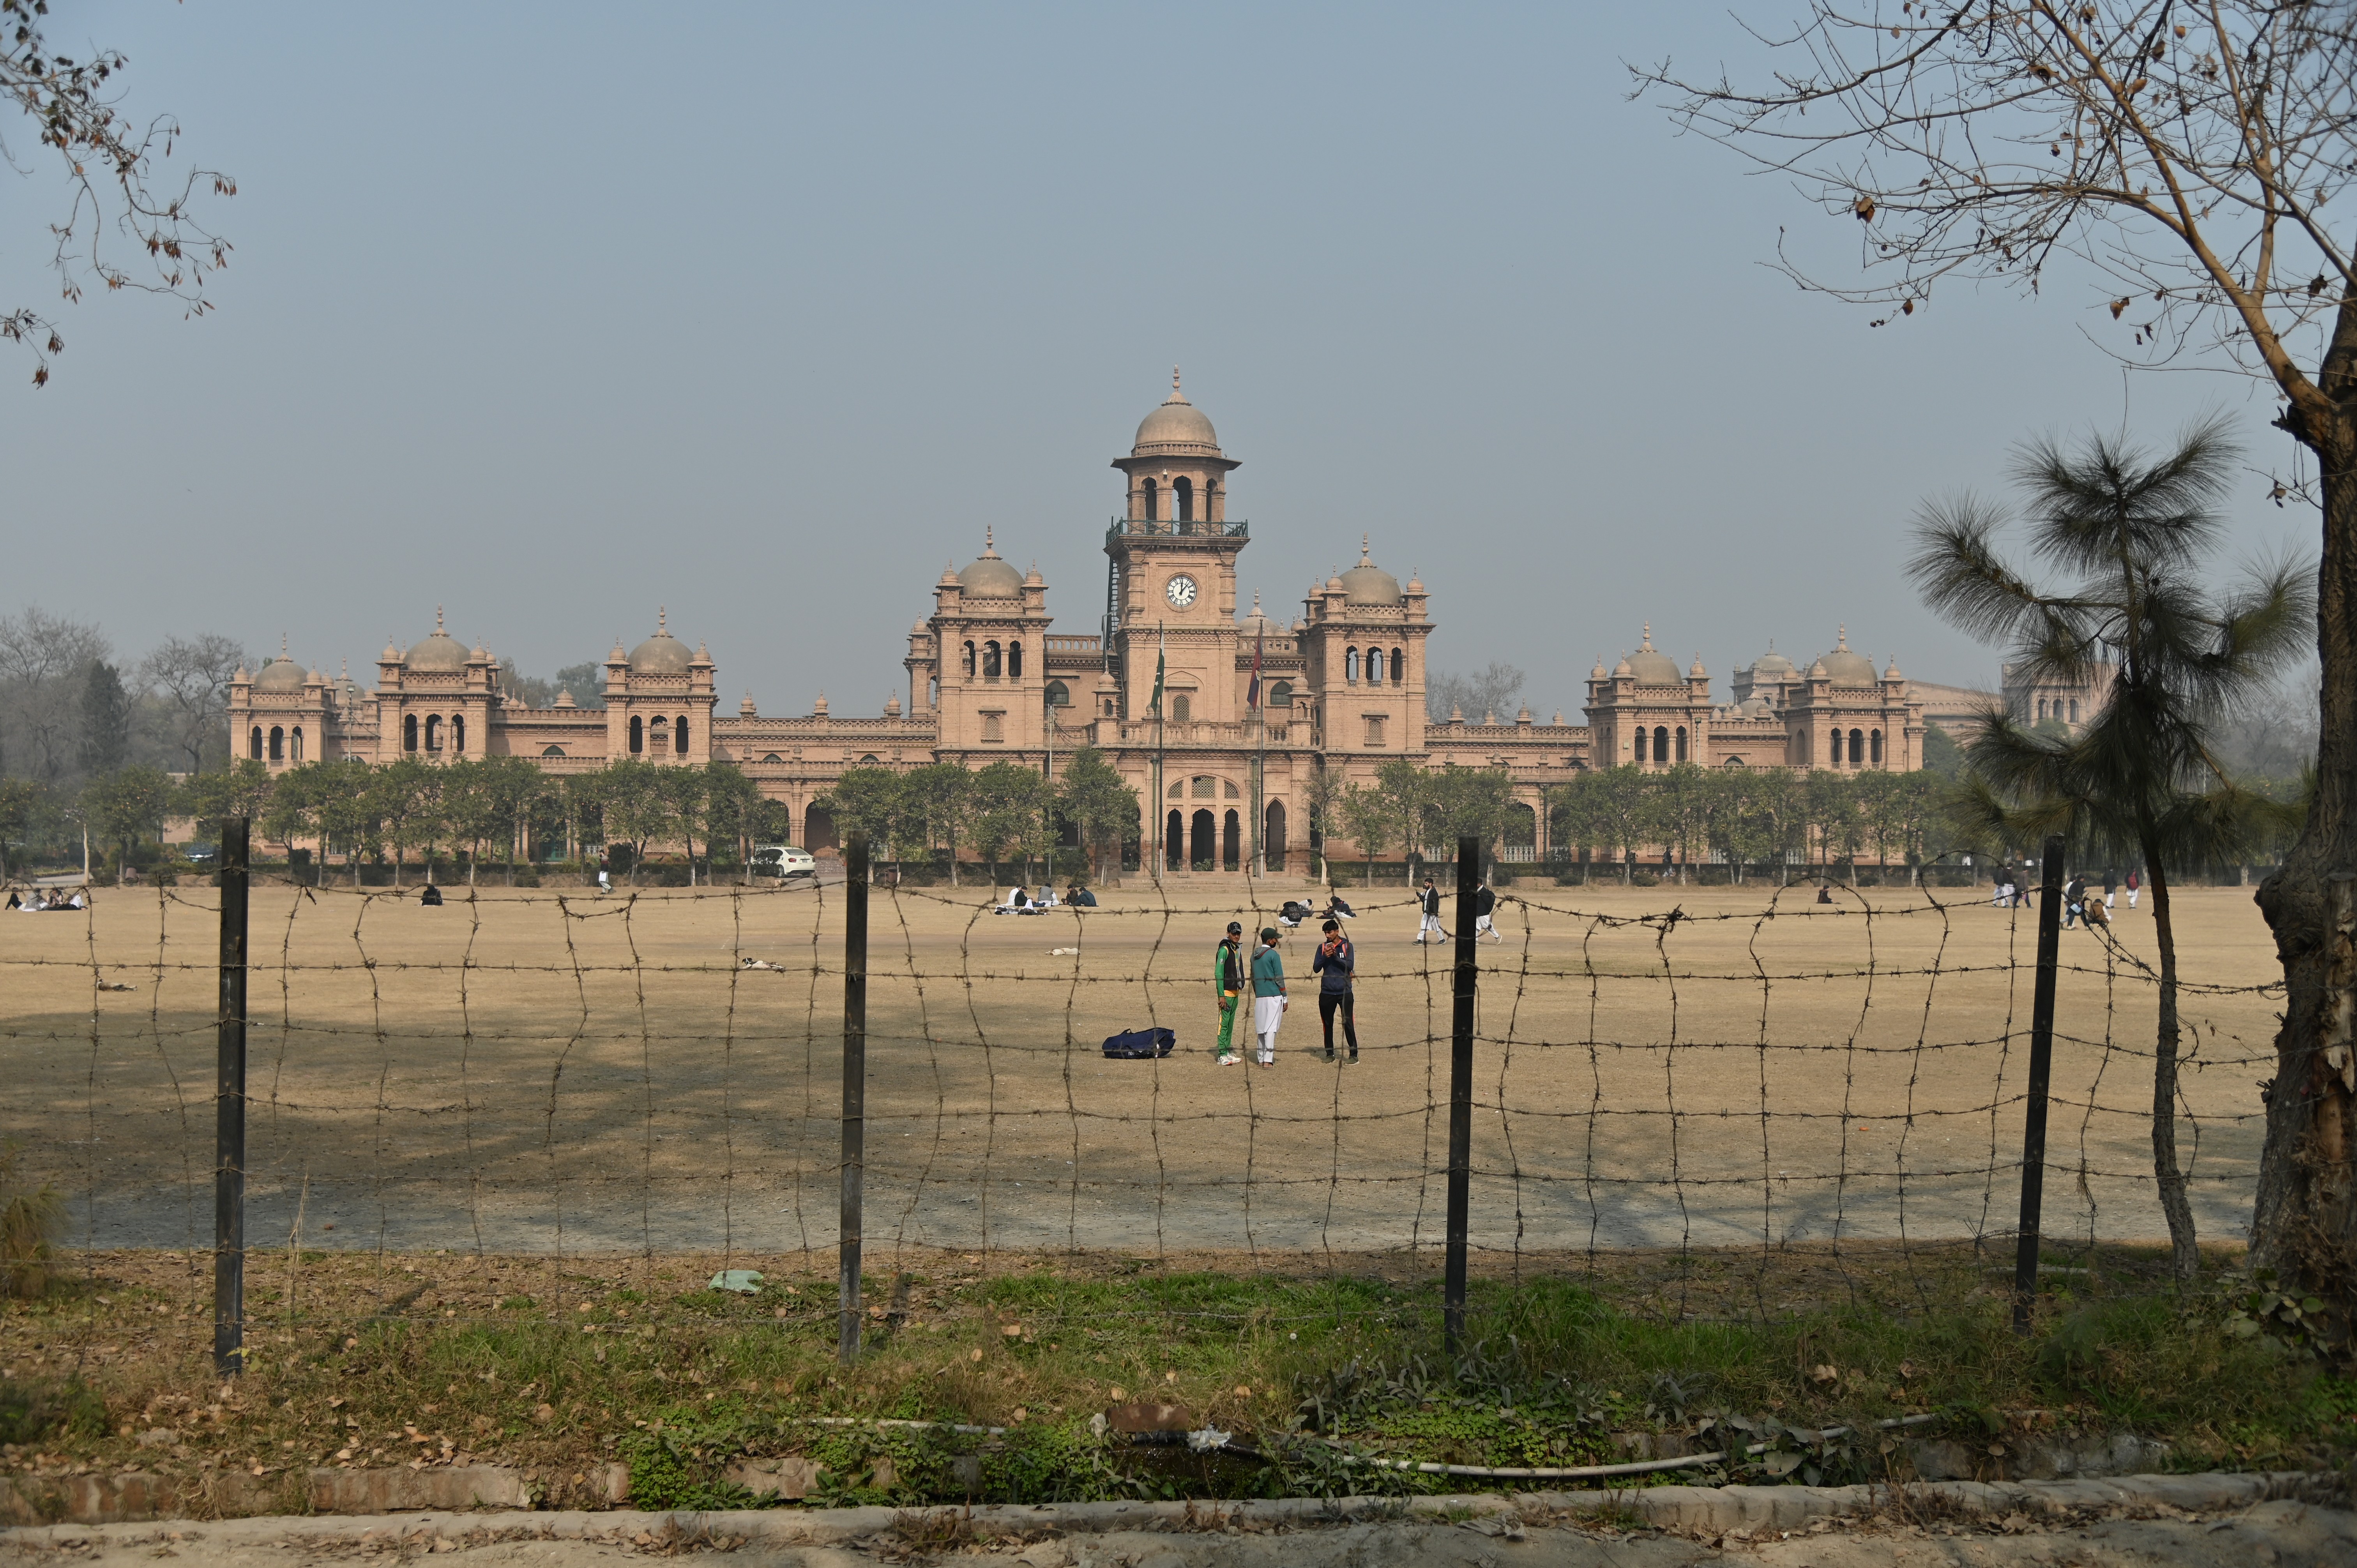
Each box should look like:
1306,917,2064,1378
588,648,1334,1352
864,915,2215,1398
228,377,1933,872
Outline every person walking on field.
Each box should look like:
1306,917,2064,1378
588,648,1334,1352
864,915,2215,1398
2063,872,2088,929
1250,926,1288,1067
1213,920,1246,1067
1416,876,1449,943
1311,917,1359,1064
1472,878,1504,943
2103,868,2118,912
2126,867,2141,909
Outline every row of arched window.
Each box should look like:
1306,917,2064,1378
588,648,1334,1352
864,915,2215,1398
1345,646,1403,685
249,725,305,762
401,714,466,754
1139,476,1195,522
1825,727,1883,766
627,714,692,756
2035,697,2080,724
1634,725,1687,764
961,639,1025,678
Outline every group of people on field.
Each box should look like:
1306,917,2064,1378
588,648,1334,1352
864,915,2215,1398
1990,864,2140,929
1204,874,1505,1069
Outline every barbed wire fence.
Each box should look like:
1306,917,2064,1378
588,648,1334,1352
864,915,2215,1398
0,823,2282,1376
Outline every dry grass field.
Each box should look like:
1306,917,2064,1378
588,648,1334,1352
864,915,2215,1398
0,874,2284,1266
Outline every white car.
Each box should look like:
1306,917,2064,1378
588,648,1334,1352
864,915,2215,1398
751,845,818,880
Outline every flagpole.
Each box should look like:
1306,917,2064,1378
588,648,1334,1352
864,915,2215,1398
1154,621,1166,886
1248,625,1265,879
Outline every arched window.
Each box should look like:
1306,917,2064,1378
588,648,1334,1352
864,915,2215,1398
1653,725,1670,762
268,726,284,761
629,715,644,754
1675,725,1688,762
983,641,1002,678
1222,808,1240,871
981,713,1004,742
1142,477,1159,521
1103,697,1116,716
760,753,781,763
451,715,465,754
1166,808,1184,869
251,725,265,760
2036,697,2047,722
1265,799,1287,870
1848,727,1865,765
1173,476,1194,523
542,745,567,758
963,642,976,677
290,727,304,762
2068,699,2080,724
860,754,879,763
929,678,940,706
401,715,417,754
675,715,689,754
1633,728,1647,763
424,715,442,752
1723,756,1748,768
1044,680,1070,708
1268,679,1294,707
1870,728,1884,765
651,715,670,756
1391,647,1405,685
1366,648,1385,684
1346,647,1360,682
1007,641,1023,678
1172,694,1191,722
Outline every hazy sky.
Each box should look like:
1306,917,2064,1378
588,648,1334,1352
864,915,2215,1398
3,3,2312,720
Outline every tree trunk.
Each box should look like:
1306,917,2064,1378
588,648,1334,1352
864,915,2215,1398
2145,849,2200,1283
2253,376,2357,1325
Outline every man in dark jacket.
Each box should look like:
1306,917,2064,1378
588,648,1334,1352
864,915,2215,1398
1416,877,1448,943
1213,921,1245,1065
1311,918,1359,1063
1473,879,1502,943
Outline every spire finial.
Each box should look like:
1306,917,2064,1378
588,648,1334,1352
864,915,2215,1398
279,632,289,658
1172,365,1181,395
1837,623,1848,648
1641,621,1654,650
659,605,668,633
435,605,445,633
985,524,995,553
1360,532,1371,565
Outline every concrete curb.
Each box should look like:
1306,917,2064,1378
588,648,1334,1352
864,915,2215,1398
0,1470,2335,1550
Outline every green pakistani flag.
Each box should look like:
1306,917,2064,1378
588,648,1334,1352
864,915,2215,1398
1150,625,1166,713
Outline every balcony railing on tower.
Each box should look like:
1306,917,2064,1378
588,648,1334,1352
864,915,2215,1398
1106,517,1250,545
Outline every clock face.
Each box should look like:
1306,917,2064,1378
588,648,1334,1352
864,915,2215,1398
1164,574,1199,609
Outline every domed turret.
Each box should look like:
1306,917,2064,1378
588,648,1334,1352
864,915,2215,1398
1237,591,1282,638
1811,625,1876,683
406,607,467,672
957,528,1023,597
254,637,306,692
1625,624,1680,685
629,608,692,675
1130,368,1223,458
1338,537,1403,606
1750,643,1797,683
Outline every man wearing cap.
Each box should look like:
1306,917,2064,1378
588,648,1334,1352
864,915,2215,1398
1417,875,1449,944
1213,921,1246,1066
1251,927,1288,1067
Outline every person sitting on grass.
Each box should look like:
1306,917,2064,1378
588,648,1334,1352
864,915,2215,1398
992,886,1029,914
420,883,445,907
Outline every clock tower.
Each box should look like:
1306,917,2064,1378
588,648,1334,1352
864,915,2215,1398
1106,370,1248,725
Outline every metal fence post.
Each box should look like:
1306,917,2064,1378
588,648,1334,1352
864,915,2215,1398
214,816,250,1378
2012,833,2066,1335
1445,833,1479,1358
838,832,870,1365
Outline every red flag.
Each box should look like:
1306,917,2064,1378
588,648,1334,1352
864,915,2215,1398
1247,628,1264,708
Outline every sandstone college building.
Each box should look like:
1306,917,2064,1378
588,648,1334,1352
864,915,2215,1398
228,376,1929,875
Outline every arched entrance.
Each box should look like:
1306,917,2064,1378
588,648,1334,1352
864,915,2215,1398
1190,809,1216,870
804,805,837,852
1264,800,1287,871
1166,809,1184,871
1222,809,1240,871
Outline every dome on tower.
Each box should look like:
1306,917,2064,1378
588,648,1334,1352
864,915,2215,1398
1749,644,1797,682
1130,369,1222,457
254,653,306,692
957,528,1023,596
1811,626,1876,683
629,609,692,675
1237,592,1282,638
1625,624,1680,685
406,608,467,672
1338,538,1403,606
